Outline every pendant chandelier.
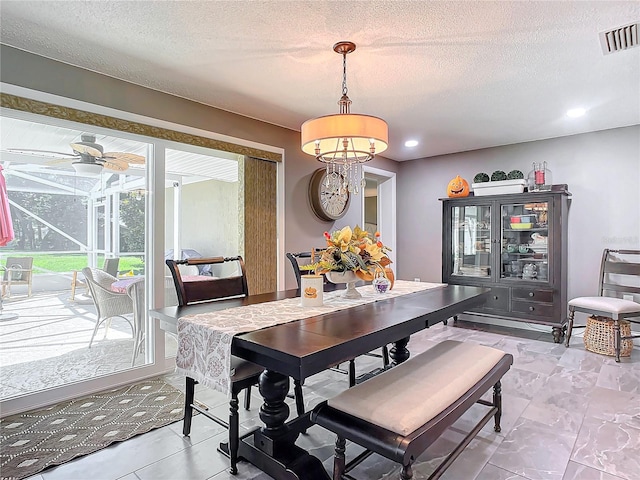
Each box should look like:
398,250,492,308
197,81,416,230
301,41,388,195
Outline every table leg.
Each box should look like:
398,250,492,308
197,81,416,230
237,369,330,480
389,337,411,365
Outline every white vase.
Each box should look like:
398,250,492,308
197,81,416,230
325,270,362,299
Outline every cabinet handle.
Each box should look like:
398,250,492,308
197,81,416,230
529,306,535,312
529,292,534,297
493,296,499,300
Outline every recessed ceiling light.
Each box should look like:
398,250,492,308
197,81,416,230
566,108,586,118
404,140,419,147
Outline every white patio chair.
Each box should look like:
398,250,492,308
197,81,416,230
71,257,120,301
83,267,134,348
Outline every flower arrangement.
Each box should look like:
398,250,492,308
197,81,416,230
309,225,392,281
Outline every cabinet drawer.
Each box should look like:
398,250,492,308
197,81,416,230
511,288,554,303
511,300,555,318
482,287,510,311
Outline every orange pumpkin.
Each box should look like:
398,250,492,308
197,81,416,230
447,175,470,198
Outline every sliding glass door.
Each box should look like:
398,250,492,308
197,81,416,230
0,112,156,412
0,107,252,415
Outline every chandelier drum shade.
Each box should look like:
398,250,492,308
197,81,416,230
301,41,388,195
301,114,388,162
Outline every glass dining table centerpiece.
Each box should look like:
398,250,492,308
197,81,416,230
306,225,393,298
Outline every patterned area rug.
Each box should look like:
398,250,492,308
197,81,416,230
0,377,185,480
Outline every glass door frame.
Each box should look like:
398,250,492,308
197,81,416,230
442,198,494,283
499,198,553,285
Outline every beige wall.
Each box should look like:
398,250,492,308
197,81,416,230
164,179,240,274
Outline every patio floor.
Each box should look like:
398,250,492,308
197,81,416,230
0,273,177,402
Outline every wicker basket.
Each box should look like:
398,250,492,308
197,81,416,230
583,316,633,357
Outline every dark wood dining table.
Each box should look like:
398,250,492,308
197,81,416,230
151,283,489,480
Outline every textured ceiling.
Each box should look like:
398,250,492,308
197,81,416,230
0,1,639,162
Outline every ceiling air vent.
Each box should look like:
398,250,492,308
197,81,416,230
599,22,639,55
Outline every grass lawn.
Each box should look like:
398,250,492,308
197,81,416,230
3,254,145,274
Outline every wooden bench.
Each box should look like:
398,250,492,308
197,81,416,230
310,340,513,480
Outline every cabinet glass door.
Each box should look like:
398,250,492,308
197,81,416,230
451,205,492,278
501,201,549,281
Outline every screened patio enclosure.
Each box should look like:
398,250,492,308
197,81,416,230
3,162,146,271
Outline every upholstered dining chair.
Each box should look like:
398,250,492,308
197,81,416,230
82,267,135,348
1,256,34,298
286,251,390,387
565,249,640,362
166,255,305,475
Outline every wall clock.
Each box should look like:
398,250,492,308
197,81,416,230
308,168,351,221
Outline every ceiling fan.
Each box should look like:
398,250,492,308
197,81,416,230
7,134,145,175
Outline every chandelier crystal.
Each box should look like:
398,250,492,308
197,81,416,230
301,41,388,195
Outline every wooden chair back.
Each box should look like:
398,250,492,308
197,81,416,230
286,250,321,288
286,249,337,291
166,256,248,306
599,249,640,300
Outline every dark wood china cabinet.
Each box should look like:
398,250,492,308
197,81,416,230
441,187,571,342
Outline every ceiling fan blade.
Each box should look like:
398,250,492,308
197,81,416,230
69,143,102,157
6,148,78,158
103,152,146,164
45,158,75,165
102,158,129,171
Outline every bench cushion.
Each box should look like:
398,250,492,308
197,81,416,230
327,340,507,436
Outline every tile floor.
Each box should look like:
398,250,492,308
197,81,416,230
23,319,640,480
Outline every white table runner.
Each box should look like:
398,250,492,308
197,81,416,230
175,280,445,396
